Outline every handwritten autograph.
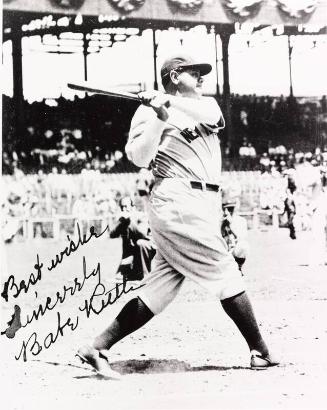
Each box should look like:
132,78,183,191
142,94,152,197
1,223,144,362
1,223,108,302
15,274,143,362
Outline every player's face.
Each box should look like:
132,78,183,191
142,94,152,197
120,197,133,212
223,206,235,217
176,68,203,97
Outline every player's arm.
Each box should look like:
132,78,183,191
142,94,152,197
168,95,222,124
109,215,130,238
126,106,167,168
130,222,149,241
138,91,222,126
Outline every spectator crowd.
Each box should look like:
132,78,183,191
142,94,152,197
2,93,327,175
2,91,327,243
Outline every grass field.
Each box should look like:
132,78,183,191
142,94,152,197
1,228,326,410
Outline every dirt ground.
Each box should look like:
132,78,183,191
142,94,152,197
1,228,326,410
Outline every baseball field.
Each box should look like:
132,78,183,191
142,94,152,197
1,227,326,410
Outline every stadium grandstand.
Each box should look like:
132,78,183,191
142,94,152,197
2,0,327,241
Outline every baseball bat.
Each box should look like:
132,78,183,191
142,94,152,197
67,81,140,102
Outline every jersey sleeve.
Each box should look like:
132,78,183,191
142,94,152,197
127,106,157,147
126,105,166,168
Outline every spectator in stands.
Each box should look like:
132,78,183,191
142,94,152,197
283,179,297,240
2,152,12,174
240,108,248,127
12,162,25,180
270,161,280,178
95,196,116,218
239,141,249,170
295,150,304,163
104,154,115,172
314,147,323,164
287,149,295,168
48,166,60,199
2,177,40,242
268,141,276,157
80,162,95,195
110,196,156,282
275,144,287,156
72,193,96,235
57,169,75,214
279,160,288,174
321,161,327,189
247,143,257,170
259,152,270,172
321,95,327,114
323,147,327,162
3,93,326,174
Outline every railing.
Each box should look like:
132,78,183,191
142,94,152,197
8,209,283,242
239,209,283,231
8,215,114,241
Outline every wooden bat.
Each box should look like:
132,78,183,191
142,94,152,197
67,81,140,101
67,81,171,112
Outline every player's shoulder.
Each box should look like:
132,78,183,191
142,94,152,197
131,104,156,125
128,105,158,142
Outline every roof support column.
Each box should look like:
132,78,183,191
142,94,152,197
287,35,294,97
152,29,158,90
221,30,233,149
213,28,220,97
12,26,24,138
83,32,88,81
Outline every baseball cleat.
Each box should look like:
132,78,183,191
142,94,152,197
76,345,121,379
250,350,279,370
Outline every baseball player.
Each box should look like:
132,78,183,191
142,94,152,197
110,196,156,281
221,195,249,273
77,52,278,377
282,168,297,240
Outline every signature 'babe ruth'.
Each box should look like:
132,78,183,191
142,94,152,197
77,52,279,377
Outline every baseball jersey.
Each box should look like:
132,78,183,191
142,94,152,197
128,101,225,185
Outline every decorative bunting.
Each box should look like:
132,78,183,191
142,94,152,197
167,0,204,13
49,0,85,9
108,0,146,12
276,0,319,18
2,0,323,21
224,0,263,17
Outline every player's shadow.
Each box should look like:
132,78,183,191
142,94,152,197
110,358,249,375
35,358,249,380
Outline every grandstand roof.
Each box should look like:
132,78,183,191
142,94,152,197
3,0,327,30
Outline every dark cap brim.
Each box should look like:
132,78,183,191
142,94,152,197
179,63,212,76
222,202,237,208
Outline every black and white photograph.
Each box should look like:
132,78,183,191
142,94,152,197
1,1,327,409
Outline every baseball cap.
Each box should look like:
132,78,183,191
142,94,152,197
161,53,212,81
222,198,237,208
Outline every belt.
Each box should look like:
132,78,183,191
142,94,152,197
190,181,220,192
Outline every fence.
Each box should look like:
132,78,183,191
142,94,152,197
8,208,283,242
